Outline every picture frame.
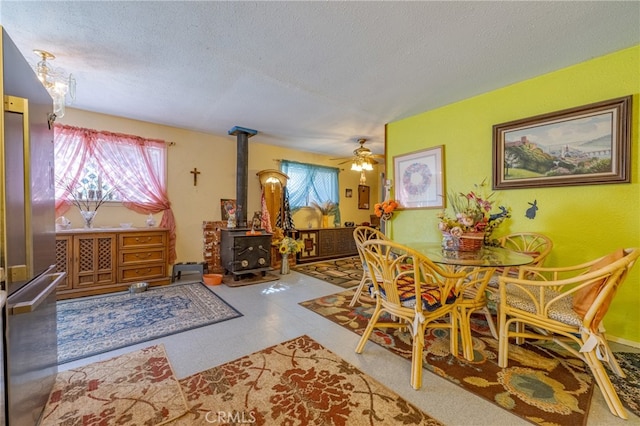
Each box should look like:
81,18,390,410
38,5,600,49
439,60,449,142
358,185,370,209
220,199,236,220
393,145,445,209
492,96,631,189
345,188,353,198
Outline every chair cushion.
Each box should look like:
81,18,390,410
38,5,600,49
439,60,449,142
369,276,457,312
572,248,624,321
503,284,582,327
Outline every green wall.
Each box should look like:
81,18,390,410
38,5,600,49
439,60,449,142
386,45,640,344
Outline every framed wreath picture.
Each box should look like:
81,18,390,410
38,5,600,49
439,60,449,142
393,145,445,209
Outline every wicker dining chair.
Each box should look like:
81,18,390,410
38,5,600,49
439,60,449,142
477,232,554,338
355,239,467,389
349,226,388,307
497,247,639,419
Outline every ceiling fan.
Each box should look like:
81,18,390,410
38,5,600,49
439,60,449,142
333,138,384,167
332,138,384,184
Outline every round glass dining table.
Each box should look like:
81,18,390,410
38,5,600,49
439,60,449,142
397,242,534,361
400,242,535,268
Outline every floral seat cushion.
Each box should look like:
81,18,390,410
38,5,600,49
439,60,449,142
368,276,457,312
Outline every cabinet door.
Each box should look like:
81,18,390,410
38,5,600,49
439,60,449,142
55,236,72,291
298,230,319,260
73,234,116,288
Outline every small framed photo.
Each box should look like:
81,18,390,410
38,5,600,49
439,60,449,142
393,145,445,209
345,188,353,198
493,96,631,189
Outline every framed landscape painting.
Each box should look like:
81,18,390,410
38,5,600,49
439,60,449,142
492,96,631,189
393,145,445,209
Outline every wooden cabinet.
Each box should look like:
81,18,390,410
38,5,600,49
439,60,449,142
55,228,170,299
118,231,168,283
298,227,357,263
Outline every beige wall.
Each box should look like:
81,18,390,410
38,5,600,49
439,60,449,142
58,109,381,263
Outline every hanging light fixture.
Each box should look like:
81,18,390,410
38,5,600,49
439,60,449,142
33,49,76,118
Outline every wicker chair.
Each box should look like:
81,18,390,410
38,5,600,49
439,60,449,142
478,232,553,338
497,248,639,419
349,226,387,307
355,239,467,389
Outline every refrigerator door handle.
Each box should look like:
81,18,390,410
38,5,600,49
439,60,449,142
9,272,64,315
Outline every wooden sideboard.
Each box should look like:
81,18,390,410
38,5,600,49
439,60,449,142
297,227,358,263
55,228,170,299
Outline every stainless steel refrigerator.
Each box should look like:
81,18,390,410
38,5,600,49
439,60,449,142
1,27,65,425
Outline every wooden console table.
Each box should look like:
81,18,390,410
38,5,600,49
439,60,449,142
297,227,357,263
55,227,171,299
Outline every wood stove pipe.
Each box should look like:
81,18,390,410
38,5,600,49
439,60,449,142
228,126,258,228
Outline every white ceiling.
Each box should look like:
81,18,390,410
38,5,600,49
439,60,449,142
1,1,639,159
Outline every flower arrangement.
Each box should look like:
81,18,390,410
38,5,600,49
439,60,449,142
310,201,338,216
437,180,510,246
374,199,398,220
279,236,304,255
57,178,116,228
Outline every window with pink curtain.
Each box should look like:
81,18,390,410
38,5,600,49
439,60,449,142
54,124,177,263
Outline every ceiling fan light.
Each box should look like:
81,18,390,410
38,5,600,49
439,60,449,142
351,161,362,171
362,161,373,171
32,49,76,118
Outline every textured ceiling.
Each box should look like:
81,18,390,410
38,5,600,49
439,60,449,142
1,1,639,159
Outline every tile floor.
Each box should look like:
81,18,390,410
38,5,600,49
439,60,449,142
60,271,640,426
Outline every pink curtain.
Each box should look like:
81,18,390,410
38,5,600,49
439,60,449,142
54,124,177,263
54,126,92,216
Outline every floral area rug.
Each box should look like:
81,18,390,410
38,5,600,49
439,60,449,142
293,256,363,289
300,290,596,426
40,345,188,425
167,335,443,425
57,282,242,364
608,352,640,418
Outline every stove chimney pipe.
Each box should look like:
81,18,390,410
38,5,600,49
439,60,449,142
228,126,258,228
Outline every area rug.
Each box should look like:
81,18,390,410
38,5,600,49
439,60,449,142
57,282,242,364
300,289,595,426
609,352,640,418
294,256,363,288
223,271,280,287
167,335,443,425
40,345,188,426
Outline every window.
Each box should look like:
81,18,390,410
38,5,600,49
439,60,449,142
280,160,340,221
69,157,120,202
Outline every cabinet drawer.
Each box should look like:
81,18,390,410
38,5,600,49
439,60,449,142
119,248,166,265
119,232,166,249
119,263,166,282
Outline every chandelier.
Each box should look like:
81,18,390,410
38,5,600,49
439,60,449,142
350,157,374,172
33,49,76,118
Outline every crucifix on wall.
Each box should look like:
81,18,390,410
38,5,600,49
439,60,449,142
190,168,201,186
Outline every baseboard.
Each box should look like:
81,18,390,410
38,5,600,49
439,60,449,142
607,334,640,349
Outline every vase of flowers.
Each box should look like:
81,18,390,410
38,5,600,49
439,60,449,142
311,201,338,228
374,199,398,221
437,181,510,251
278,236,303,274
58,178,116,228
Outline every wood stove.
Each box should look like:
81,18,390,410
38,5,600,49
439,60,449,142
220,229,272,280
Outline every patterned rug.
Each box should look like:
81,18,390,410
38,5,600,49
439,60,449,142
57,282,242,364
294,256,363,288
608,352,640,418
40,345,188,425
300,289,595,426
167,335,443,425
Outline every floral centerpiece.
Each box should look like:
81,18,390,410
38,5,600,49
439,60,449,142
58,178,116,228
279,236,304,255
437,181,510,250
374,199,398,221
